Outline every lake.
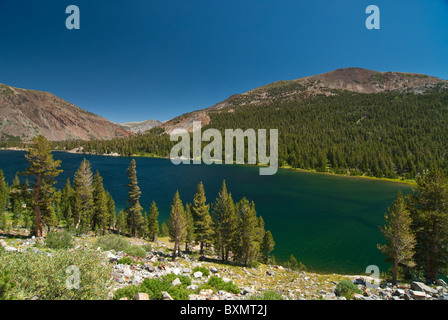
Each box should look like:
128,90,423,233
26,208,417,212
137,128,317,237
0,150,412,275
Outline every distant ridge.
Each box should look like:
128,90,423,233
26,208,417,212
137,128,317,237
0,83,132,141
120,119,162,134
159,67,447,133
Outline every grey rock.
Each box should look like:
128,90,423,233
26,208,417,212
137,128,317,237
172,278,182,287
133,293,149,300
193,271,203,279
162,291,174,300
411,281,437,294
209,267,218,274
182,268,191,274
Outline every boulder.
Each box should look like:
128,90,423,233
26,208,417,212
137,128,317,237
182,268,191,274
411,281,437,295
134,293,150,300
209,267,218,274
193,271,203,279
172,268,181,275
162,291,174,301
410,290,426,300
171,278,182,287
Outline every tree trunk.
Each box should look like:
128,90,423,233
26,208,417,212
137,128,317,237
34,174,42,237
392,257,399,285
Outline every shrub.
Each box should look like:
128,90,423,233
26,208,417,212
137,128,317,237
124,245,146,258
115,274,193,300
248,291,285,300
45,230,74,249
0,270,14,300
335,280,362,300
94,234,130,252
207,276,240,294
193,266,210,277
141,243,152,252
0,249,112,300
117,257,133,265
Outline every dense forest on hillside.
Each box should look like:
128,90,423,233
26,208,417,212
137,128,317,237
51,89,448,179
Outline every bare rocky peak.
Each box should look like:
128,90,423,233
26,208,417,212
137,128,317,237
0,83,132,141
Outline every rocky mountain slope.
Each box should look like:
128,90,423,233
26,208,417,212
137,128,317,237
0,83,132,141
120,119,162,134
160,68,448,133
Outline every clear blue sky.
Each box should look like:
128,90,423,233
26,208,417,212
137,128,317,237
0,0,447,123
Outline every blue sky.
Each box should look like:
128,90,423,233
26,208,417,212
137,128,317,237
0,0,447,123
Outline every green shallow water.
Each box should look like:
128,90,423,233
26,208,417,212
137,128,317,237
0,150,412,275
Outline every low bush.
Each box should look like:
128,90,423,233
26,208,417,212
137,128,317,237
124,245,146,258
0,270,14,300
117,257,133,265
94,234,130,252
248,291,285,300
113,274,192,300
0,249,112,300
45,230,74,249
335,280,362,300
141,243,152,252
193,266,210,277
207,276,240,294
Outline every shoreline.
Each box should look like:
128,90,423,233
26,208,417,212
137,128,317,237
1,147,416,187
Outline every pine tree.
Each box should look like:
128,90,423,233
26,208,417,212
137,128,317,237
407,169,448,283
378,191,416,285
126,159,144,237
168,190,187,260
92,171,110,235
72,158,94,233
191,181,213,254
0,170,9,231
160,222,169,237
235,198,260,266
262,230,275,264
60,178,74,222
212,180,237,262
116,210,128,235
184,203,196,252
22,135,62,237
106,191,116,230
147,201,160,241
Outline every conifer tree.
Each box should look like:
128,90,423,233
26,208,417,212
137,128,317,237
212,180,237,262
147,201,160,241
191,181,213,254
116,210,128,235
126,159,144,237
92,171,109,235
168,190,187,260
0,170,9,231
407,169,448,283
106,191,116,230
377,191,416,285
235,198,260,266
262,230,275,264
23,135,62,237
160,222,169,237
60,178,74,221
184,203,196,252
72,158,94,233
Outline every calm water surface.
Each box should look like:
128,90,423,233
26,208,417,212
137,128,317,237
0,150,412,275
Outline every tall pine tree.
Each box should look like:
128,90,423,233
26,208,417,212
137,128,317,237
23,135,62,237
92,171,110,235
407,170,448,283
191,182,213,254
72,158,94,233
126,159,144,237
378,191,416,285
147,201,160,241
168,190,187,261
212,180,237,262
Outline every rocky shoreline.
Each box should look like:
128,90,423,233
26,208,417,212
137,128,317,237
1,233,447,301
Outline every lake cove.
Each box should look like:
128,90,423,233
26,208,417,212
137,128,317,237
0,150,412,275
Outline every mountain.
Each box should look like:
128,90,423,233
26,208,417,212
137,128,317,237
120,119,162,134
0,83,132,141
160,68,448,133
